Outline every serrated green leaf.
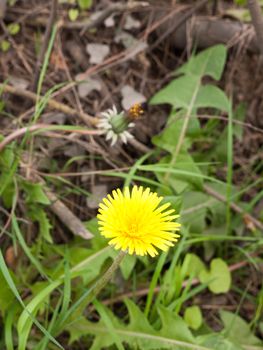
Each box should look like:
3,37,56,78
220,310,262,346
22,182,50,205
29,208,53,243
197,334,244,350
184,306,202,330
66,300,204,350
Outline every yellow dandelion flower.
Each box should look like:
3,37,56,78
97,186,180,257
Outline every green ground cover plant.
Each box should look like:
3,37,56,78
0,40,262,350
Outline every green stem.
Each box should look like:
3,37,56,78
55,250,126,333
88,250,126,303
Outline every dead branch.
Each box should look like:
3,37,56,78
44,187,93,240
0,83,96,126
247,0,263,55
156,14,259,53
0,123,101,153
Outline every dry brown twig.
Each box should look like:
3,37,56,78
247,0,263,55
0,83,96,126
0,123,101,153
149,0,209,51
44,187,93,240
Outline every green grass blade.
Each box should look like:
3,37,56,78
12,214,49,280
93,299,125,350
0,250,63,350
144,251,167,318
226,102,233,233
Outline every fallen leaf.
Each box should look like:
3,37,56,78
9,76,29,89
86,43,110,64
75,74,102,98
121,85,146,110
104,14,115,27
114,31,137,48
124,15,141,30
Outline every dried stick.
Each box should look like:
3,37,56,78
150,0,209,51
31,0,58,92
247,0,263,55
44,188,93,240
0,123,101,153
0,83,96,126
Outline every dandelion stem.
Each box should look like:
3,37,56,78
87,250,126,305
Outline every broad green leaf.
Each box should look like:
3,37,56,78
150,75,200,108
181,253,206,278
152,115,199,153
176,45,227,81
195,85,230,112
1,40,10,52
152,154,204,193
181,191,210,232
7,23,20,36
68,8,79,21
184,306,202,330
199,258,231,294
77,0,92,10
220,310,262,346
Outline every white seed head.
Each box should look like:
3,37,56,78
97,105,135,145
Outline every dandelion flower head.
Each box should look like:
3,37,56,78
97,105,134,145
97,186,180,257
